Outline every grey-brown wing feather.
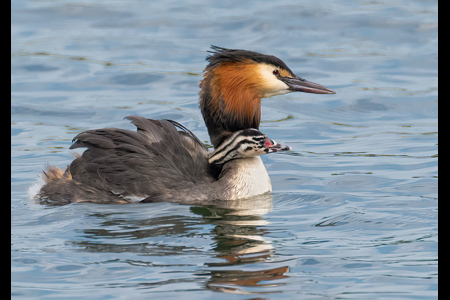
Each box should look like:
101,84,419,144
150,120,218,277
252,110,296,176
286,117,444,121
68,116,213,198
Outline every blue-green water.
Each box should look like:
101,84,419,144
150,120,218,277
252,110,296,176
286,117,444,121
12,0,437,299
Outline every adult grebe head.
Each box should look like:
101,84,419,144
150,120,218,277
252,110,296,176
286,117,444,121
199,46,335,147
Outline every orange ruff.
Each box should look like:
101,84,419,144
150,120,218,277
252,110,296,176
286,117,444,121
211,61,262,128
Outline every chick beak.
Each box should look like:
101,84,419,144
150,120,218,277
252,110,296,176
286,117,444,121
263,138,291,153
282,76,335,94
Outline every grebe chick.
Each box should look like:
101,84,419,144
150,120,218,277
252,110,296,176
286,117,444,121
36,116,290,204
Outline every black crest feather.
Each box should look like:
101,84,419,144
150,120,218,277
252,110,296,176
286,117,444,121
206,45,294,75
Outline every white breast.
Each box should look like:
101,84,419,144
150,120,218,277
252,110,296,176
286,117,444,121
220,157,272,200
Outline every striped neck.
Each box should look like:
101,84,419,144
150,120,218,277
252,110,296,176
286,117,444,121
208,129,263,165
208,128,290,165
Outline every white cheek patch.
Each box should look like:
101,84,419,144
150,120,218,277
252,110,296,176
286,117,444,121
258,64,290,97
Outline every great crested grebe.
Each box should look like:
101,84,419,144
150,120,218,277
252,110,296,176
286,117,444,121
32,46,335,204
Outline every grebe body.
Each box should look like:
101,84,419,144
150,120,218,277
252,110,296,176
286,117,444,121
36,116,289,204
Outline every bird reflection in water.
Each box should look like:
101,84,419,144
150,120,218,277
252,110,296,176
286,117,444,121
70,194,289,295
191,194,290,295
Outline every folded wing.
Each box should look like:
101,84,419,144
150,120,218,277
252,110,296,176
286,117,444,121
68,115,213,199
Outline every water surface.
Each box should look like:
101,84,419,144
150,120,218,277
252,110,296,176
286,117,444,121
12,0,437,299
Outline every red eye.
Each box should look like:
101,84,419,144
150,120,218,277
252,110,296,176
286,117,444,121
273,69,279,75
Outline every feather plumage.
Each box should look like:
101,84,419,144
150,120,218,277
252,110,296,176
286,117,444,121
38,116,214,203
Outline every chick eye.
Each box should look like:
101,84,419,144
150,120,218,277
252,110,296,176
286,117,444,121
273,69,279,76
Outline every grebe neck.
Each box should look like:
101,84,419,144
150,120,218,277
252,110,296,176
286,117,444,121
199,62,262,148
